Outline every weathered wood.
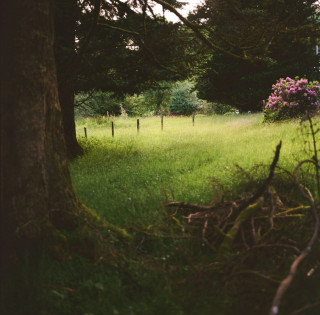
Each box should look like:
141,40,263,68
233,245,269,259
270,159,320,315
218,202,262,254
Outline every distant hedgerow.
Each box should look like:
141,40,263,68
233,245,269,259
263,77,320,122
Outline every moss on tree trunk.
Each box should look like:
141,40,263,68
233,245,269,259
0,0,126,267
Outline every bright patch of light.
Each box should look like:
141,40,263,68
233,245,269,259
151,0,203,22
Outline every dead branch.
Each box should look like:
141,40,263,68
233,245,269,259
250,244,301,254
289,302,320,315
269,160,320,315
219,202,262,253
275,205,310,216
166,142,282,254
236,141,282,214
229,269,281,284
306,115,320,199
251,215,257,243
240,227,250,250
165,201,214,211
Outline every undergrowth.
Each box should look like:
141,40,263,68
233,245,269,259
3,114,320,315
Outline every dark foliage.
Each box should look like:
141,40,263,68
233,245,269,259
193,0,320,111
74,1,199,96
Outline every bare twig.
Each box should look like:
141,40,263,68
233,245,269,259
165,201,214,211
230,269,281,284
268,187,276,228
240,227,250,250
251,215,257,243
250,244,301,255
289,302,320,315
306,114,320,199
236,141,282,214
269,160,320,315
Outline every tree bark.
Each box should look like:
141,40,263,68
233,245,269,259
58,83,84,159
0,0,86,261
54,0,83,159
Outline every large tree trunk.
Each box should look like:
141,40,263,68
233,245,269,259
54,0,83,159
0,0,86,261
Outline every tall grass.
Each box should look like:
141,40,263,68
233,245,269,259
4,114,318,315
71,114,307,227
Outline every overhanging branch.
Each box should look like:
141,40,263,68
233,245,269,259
152,0,247,61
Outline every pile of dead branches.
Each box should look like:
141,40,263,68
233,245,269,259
166,139,320,314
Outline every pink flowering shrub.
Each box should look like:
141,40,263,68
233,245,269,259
263,77,320,122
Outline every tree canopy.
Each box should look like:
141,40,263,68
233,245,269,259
68,0,201,95
190,0,320,110
54,0,202,157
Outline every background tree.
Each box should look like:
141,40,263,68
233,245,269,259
120,81,173,116
55,0,200,158
192,0,320,111
75,90,122,117
143,81,173,114
54,0,84,158
77,2,196,94
153,0,320,111
169,81,200,115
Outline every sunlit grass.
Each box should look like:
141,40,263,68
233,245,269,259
71,114,309,227
4,114,319,315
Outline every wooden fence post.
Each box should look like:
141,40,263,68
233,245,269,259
112,122,114,137
137,119,140,133
161,114,164,130
84,127,87,138
192,113,195,126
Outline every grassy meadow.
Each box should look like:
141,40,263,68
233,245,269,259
5,114,320,315
71,113,307,227
63,113,320,315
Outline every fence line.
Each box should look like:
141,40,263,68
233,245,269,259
82,115,198,138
